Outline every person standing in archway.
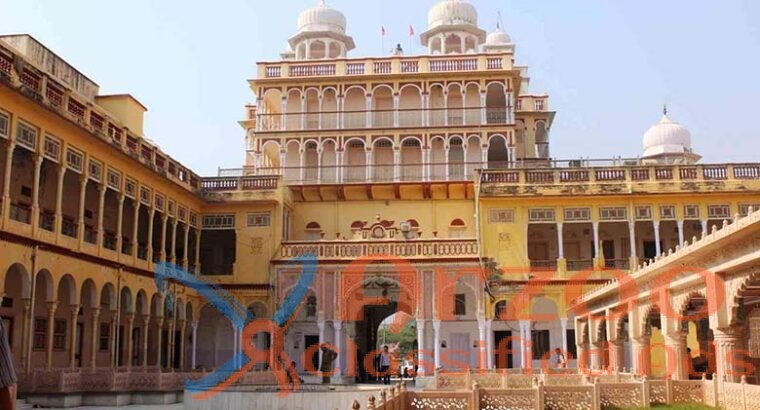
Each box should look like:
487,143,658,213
0,319,17,410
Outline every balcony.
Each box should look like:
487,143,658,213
256,106,512,132
258,53,512,79
276,238,479,261
481,162,760,197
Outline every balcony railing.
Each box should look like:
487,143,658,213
39,211,55,231
252,161,499,186
530,260,558,269
256,106,512,132
103,232,117,251
260,53,511,79
278,238,479,260
481,163,760,187
200,175,279,192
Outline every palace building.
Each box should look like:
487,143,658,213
1,0,759,406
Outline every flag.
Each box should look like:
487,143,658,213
381,26,386,36
409,25,415,36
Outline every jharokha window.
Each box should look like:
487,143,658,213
33,318,46,350
53,319,66,350
99,323,110,351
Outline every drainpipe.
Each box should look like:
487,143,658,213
474,170,495,301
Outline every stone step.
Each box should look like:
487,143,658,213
17,399,35,409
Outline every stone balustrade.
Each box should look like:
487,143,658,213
277,238,479,261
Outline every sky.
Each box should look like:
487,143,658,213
1,0,759,176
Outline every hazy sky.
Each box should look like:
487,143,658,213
1,0,758,175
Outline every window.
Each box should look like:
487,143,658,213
247,212,271,227
599,207,627,221
454,294,466,316
33,319,46,350
739,204,760,217
516,99,523,111
139,187,151,205
53,319,66,350
489,209,515,223
449,219,467,238
99,323,110,351
534,100,545,111
305,222,322,241
684,205,700,219
708,205,731,219
88,159,103,182
660,205,676,220
43,135,61,162
16,120,38,150
66,148,84,173
306,296,317,318
154,194,165,212
0,111,9,139
564,208,591,222
635,206,652,220
529,208,556,223
532,330,551,360
202,214,235,229
107,168,121,191
125,178,137,198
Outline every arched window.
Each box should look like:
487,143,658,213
305,222,322,241
449,218,467,238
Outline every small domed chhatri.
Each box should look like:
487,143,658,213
421,0,486,54
428,0,479,29
483,22,514,53
641,106,701,164
288,0,355,60
297,0,347,34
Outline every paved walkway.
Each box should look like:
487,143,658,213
49,405,183,410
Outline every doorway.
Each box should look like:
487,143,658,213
304,335,320,372
493,331,513,369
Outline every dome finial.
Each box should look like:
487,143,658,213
663,104,668,116
319,0,326,6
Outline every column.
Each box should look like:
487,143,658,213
317,320,325,372
194,229,202,275
170,218,178,264
53,165,66,237
142,315,150,369
333,321,342,379
300,97,306,130
280,98,287,130
576,343,588,370
20,299,31,369
365,96,372,128
182,224,190,271
443,92,448,126
480,92,487,124
30,154,43,231
116,194,125,253
700,219,708,238
589,340,603,370
109,310,117,367
146,208,156,262
393,149,400,182
486,320,493,370
628,221,637,268
155,316,164,368
231,323,238,369
392,94,399,127
444,147,450,180
433,320,441,370
365,150,372,181
125,313,135,369
178,320,187,371
416,320,426,376
159,214,168,262
68,305,80,369
423,147,431,182
560,318,569,357
631,337,651,376
557,222,565,260
77,174,87,246
317,96,323,129
316,149,323,183
664,332,688,380
1,142,15,227
592,222,600,260
299,150,305,183
337,96,345,129
191,321,198,370
653,220,661,256
676,220,685,247
608,339,625,372
45,301,58,370
131,202,140,258
96,184,106,247
713,327,744,382
521,321,533,369
477,318,487,369
90,308,100,369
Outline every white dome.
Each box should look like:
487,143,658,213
642,110,693,158
297,0,346,34
486,25,511,45
428,0,478,29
